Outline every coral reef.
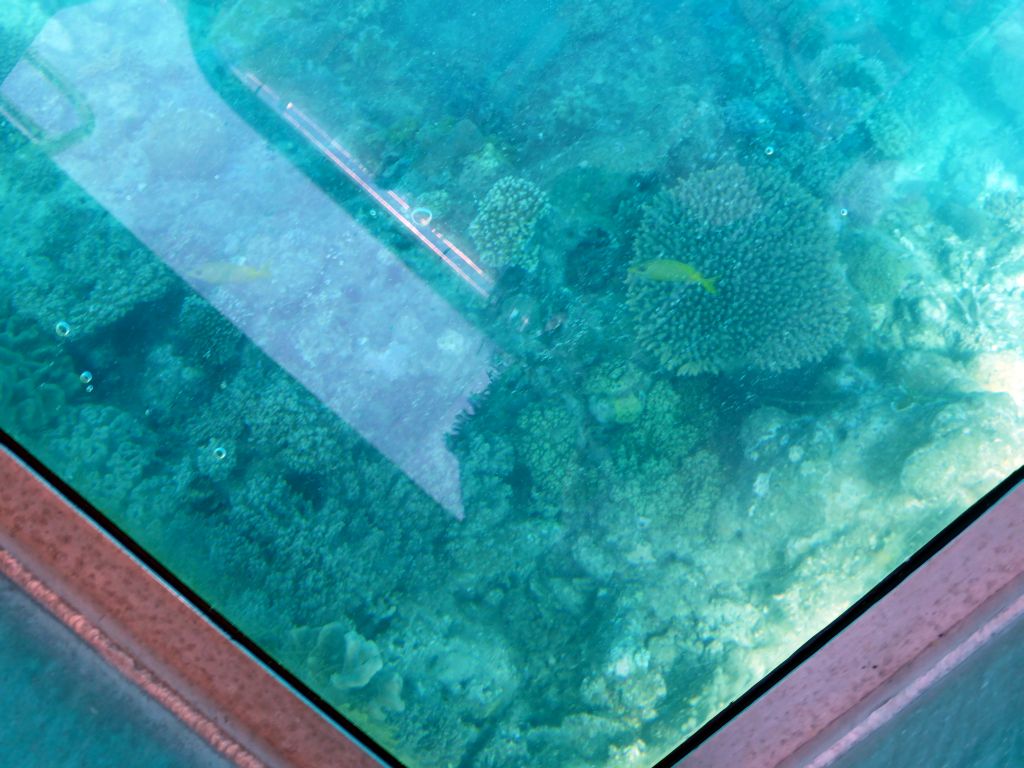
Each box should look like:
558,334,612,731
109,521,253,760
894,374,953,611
806,43,888,128
468,176,549,272
286,621,384,694
900,393,1023,512
582,360,646,425
58,405,155,513
627,164,851,375
175,294,244,368
0,307,74,439
3,2,1024,767
10,202,177,338
864,102,915,159
514,398,584,503
841,230,912,306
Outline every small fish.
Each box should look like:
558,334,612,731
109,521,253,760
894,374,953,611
628,259,718,294
187,262,270,285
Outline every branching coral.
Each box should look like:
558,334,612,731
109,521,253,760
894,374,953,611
864,102,914,159
239,361,353,472
806,43,888,125
11,202,176,338
469,176,549,271
0,308,73,438
59,405,155,513
809,44,888,95
627,164,850,375
175,294,244,368
515,399,584,502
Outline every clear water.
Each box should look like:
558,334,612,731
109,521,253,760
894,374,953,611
0,574,231,767
1,0,1023,766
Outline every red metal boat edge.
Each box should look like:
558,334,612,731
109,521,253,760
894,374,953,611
2,428,1023,768
0,444,382,768
672,475,1024,768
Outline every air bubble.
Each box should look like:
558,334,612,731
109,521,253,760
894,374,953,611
411,207,433,227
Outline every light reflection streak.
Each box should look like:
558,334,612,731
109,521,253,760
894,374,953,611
232,67,493,297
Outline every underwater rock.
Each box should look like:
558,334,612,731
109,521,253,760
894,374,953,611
627,164,850,375
888,351,974,399
736,395,946,563
432,634,518,711
969,351,1024,410
583,361,646,425
469,723,531,768
900,393,1023,510
459,142,513,191
522,713,634,767
582,643,668,724
469,176,549,272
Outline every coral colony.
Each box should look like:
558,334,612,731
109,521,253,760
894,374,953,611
2,0,1024,766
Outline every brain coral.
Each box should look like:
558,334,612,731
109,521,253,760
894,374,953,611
468,176,548,271
627,164,850,375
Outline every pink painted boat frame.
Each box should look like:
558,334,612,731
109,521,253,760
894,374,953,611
0,441,384,768
668,470,1024,768
1,426,1021,768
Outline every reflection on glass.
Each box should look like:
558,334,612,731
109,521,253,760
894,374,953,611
830,607,1024,768
0,574,231,767
1,1,491,517
1,0,1023,766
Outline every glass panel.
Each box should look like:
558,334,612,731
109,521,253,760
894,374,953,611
0,573,232,767
2,0,1023,765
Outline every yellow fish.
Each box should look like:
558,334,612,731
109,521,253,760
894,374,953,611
628,259,718,294
187,262,270,284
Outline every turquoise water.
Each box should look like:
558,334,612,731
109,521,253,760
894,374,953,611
1,0,1024,766
0,574,231,767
